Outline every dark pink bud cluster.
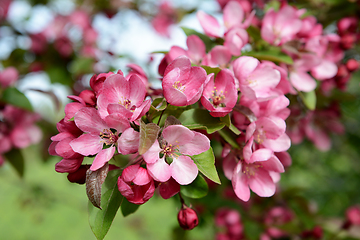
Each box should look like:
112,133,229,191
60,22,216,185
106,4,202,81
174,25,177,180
215,208,244,240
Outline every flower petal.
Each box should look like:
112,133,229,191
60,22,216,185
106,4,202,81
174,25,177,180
170,155,198,185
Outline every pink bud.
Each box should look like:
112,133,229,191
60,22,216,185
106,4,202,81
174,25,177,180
346,59,359,72
177,205,199,230
346,206,360,226
67,165,90,184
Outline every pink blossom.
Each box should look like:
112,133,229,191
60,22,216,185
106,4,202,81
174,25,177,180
162,56,207,106
223,137,284,201
151,1,177,37
142,124,210,185
97,72,151,121
167,35,206,65
0,67,18,88
201,69,238,117
233,56,281,101
70,107,131,171
261,5,302,46
202,45,232,68
117,164,155,204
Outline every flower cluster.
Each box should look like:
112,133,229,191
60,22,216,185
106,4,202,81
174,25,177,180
49,0,359,234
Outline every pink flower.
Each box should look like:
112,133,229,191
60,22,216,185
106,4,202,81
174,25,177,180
162,56,207,106
0,67,18,88
97,72,151,121
117,164,155,204
261,5,302,46
70,107,131,171
167,35,206,65
142,124,210,185
201,69,238,117
223,137,284,201
151,1,177,37
233,56,281,101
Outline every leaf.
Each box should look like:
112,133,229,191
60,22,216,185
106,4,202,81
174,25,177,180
242,50,293,65
0,87,33,111
151,97,167,112
191,147,221,184
178,109,226,134
220,115,241,135
299,90,316,110
246,25,262,41
180,174,209,198
88,169,124,240
138,121,160,155
4,148,24,177
121,198,140,217
218,129,241,149
69,57,94,76
201,65,221,77
164,115,181,128
181,27,216,52
86,163,109,209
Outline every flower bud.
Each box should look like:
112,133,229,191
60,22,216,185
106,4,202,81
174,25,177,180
177,205,199,230
346,59,359,72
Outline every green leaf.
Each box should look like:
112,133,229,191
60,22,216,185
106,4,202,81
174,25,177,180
0,87,33,111
88,169,123,240
201,65,221,77
191,147,221,184
299,90,316,110
220,115,241,135
218,129,241,149
4,148,24,177
69,57,94,76
151,97,168,111
178,109,226,134
181,27,216,52
242,50,293,65
246,25,262,41
180,174,209,198
121,198,140,217
138,121,160,155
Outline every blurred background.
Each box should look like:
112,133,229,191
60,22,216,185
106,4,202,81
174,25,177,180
0,0,360,239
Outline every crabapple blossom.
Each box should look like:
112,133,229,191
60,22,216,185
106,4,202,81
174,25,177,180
201,69,238,117
70,107,133,171
233,56,281,101
261,5,302,46
162,56,207,106
178,204,199,230
142,124,210,185
97,72,151,121
117,164,155,205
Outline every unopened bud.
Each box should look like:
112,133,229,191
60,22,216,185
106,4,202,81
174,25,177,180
177,205,199,230
346,59,359,72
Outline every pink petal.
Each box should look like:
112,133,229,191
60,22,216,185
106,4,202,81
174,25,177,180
55,158,83,173
223,1,244,30
70,134,102,156
164,55,191,76
133,166,152,186
263,133,291,152
128,74,147,105
179,131,210,156
197,10,221,38
159,178,180,199
55,137,80,159
162,125,194,146
90,146,115,171
170,155,198,185
232,163,251,201
142,139,162,164
248,168,276,197
147,157,172,182
117,128,139,155
311,59,338,80
233,56,259,82
104,113,130,133
289,71,316,92
262,156,285,173
130,99,151,121
121,164,139,182
186,35,206,63
249,148,273,163
74,107,108,134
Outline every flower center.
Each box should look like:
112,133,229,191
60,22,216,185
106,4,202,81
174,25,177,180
210,87,226,107
173,81,185,92
100,129,118,145
242,162,262,178
162,143,179,157
254,128,266,144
